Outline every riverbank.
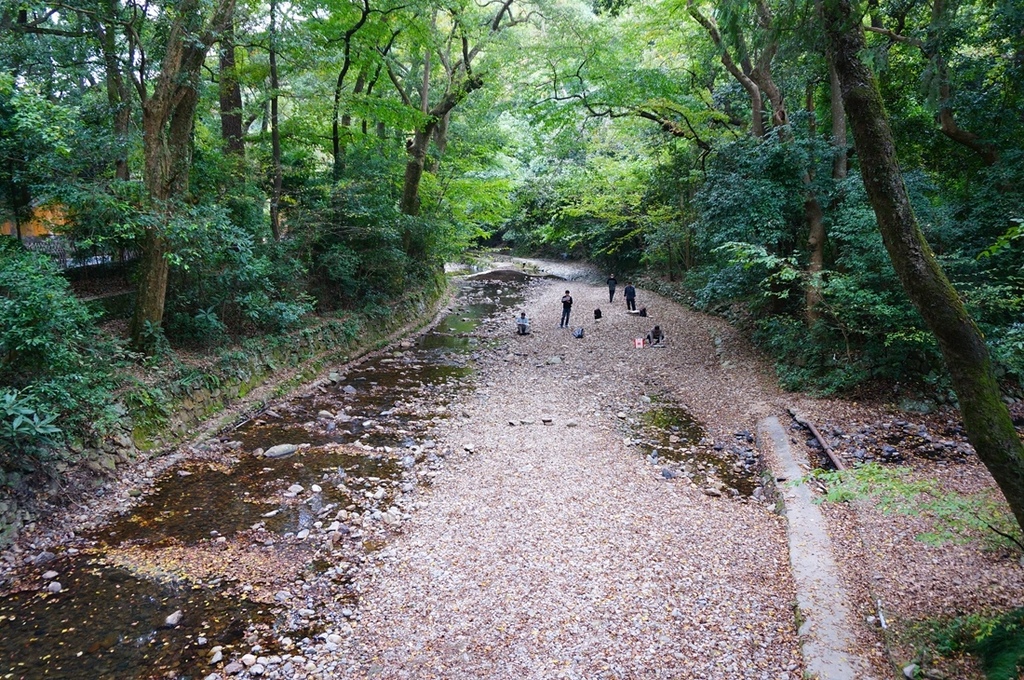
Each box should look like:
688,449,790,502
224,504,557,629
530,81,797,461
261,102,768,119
2,260,1020,679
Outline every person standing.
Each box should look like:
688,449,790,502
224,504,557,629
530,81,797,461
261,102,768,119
624,282,636,311
607,274,617,302
560,290,573,328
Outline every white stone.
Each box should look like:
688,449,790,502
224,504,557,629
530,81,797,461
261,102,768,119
241,654,257,667
165,610,183,626
46,581,62,593
41,570,58,580
265,444,299,459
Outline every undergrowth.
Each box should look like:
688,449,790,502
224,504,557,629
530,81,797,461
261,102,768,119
930,609,1024,680
811,463,1023,551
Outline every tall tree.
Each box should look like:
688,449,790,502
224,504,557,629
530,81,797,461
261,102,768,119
268,0,282,240
129,0,236,350
823,0,1024,532
219,5,245,156
689,0,829,324
388,0,523,219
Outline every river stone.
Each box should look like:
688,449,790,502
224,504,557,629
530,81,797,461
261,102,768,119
546,356,562,365
249,663,265,675
287,484,305,495
241,654,258,666
41,570,58,580
703,487,722,497
265,444,299,459
296,529,310,540
317,410,334,420
342,385,357,394
165,610,183,626
223,661,244,674
209,649,223,664
31,548,55,565
46,581,62,593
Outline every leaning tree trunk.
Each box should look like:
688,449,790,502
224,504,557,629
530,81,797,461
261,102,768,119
823,0,1024,533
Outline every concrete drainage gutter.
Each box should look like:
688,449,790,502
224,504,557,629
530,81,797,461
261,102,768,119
758,415,881,680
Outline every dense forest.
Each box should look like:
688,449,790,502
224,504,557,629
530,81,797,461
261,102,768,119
1,0,1022,522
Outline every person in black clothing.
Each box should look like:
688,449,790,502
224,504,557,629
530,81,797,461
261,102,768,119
624,283,636,311
560,290,573,328
607,274,617,302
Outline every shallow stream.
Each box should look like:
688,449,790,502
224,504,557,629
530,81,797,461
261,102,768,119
0,275,529,680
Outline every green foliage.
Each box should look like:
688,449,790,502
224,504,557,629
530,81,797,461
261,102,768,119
121,384,171,435
813,463,1022,550
162,203,314,340
931,609,1024,680
291,163,438,310
0,390,62,460
0,239,125,472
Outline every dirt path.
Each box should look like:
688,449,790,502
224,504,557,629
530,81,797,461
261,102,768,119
336,268,808,678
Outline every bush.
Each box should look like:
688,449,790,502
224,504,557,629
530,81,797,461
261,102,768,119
932,609,1024,680
161,203,313,342
0,238,124,469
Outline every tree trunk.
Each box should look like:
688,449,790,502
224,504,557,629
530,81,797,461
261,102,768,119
129,0,235,352
824,0,1024,533
829,60,848,180
926,0,998,166
219,11,244,156
269,0,282,240
428,111,451,173
687,2,765,138
95,4,132,180
400,127,432,217
804,82,826,324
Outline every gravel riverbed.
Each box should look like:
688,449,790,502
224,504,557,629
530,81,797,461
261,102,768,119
4,260,1021,680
